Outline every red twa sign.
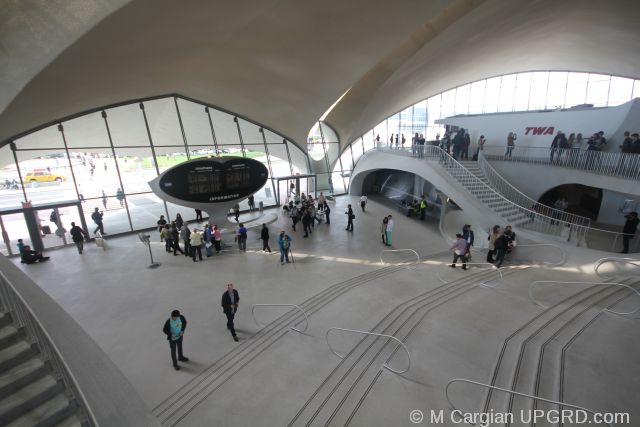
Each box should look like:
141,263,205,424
524,126,555,135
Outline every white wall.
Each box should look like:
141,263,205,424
439,98,639,152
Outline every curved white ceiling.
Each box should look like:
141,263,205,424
1,0,639,153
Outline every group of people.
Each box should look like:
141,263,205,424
449,223,516,270
401,195,429,219
157,213,223,262
284,191,330,237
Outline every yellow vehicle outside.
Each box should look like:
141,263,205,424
24,170,66,182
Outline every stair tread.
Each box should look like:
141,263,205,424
0,326,19,341
0,358,45,391
0,341,31,363
53,414,83,427
0,375,58,415
5,393,71,427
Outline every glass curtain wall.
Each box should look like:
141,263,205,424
330,71,640,192
0,95,309,246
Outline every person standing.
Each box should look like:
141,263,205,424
302,208,312,238
212,225,222,253
91,207,105,235
101,190,107,210
194,209,203,222
248,195,255,212
162,224,173,253
116,188,125,207
505,132,516,159
162,310,189,370
171,225,184,256
190,228,203,262
278,231,292,264
175,214,184,231
462,224,474,259
236,223,248,251
450,233,468,270
317,192,326,210
360,194,368,212
324,202,331,224
475,135,486,159
203,224,213,257
69,222,88,254
419,196,428,220
345,204,354,232
493,232,510,268
157,215,167,240
621,211,639,253
180,224,192,257
260,224,272,252
487,225,501,262
385,214,394,246
221,284,240,342
380,216,388,245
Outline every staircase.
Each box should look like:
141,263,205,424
0,312,86,427
450,161,539,229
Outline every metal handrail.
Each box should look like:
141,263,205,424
378,145,585,241
325,327,411,374
482,144,640,181
513,243,568,266
252,304,309,333
594,257,640,277
445,378,614,427
375,145,637,249
437,262,503,288
0,273,97,425
478,151,591,228
529,281,640,316
379,249,420,268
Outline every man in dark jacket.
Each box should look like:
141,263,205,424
493,233,510,268
345,204,354,232
621,211,639,253
69,222,88,254
260,223,271,252
462,224,474,258
221,284,240,342
162,310,188,370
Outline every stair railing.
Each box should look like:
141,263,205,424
0,273,96,426
529,280,640,316
446,378,615,427
477,151,591,228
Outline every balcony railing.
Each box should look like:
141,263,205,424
481,145,640,180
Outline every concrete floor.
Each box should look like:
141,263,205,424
11,196,640,426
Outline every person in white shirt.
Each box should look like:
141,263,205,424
360,194,368,212
385,214,394,246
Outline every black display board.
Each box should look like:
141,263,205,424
158,157,268,203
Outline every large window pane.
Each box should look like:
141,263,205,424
483,77,501,113
454,84,470,115
62,112,111,148
212,110,241,146
144,98,185,146
546,71,568,109
513,72,532,111
115,147,157,194
399,106,412,136
363,130,375,153
586,73,611,107
373,120,387,148
440,89,456,119
351,138,364,164
565,72,589,107
176,98,212,148
528,72,549,110
287,141,309,174
468,80,486,114
498,75,516,112
608,76,634,105
412,100,427,136
387,113,400,145
105,104,148,147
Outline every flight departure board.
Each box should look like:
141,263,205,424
154,157,268,204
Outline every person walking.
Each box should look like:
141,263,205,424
221,284,240,342
620,211,639,253
190,228,203,262
180,224,192,257
236,223,248,251
385,214,394,246
302,208,312,238
101,190,107,210
212,225,222,253
260,224,272,252
203,224,213,257
248,195,255,212
161,224,173,253
462,224,474,260
233,203,240,222
493,232,510,268
116,188,125,207
69,222,87,254
450,233,468,270
91,207,105,235
360,194,368,212
380,216,388,245
278,231,292,265
162,309,189,370
345,204,354,231
157,215,167,240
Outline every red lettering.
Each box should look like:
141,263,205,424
543,126,555,135
525,127,534,135
532,127,546,135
